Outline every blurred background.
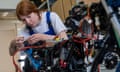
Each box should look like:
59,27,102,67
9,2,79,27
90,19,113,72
0,0,100,72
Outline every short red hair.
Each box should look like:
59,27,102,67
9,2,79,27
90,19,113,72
16,0,40,20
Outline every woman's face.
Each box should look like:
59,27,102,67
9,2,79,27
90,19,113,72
20,12,40,27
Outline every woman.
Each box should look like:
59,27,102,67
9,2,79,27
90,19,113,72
9,0,68,55
9,0,68,71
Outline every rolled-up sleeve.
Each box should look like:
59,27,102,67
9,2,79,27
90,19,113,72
50,12,67,34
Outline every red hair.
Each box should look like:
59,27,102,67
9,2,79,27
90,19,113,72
16,0,40,20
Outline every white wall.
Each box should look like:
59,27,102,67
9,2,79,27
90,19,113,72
0,0,20,9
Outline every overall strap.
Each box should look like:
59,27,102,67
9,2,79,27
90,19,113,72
45,11,56,35
26,25,35,35
46,11,52,27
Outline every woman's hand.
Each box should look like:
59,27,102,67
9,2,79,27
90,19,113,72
27,34,55,44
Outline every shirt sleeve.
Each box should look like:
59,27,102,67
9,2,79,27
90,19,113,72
50,12,67,34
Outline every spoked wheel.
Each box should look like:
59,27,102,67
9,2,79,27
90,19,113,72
90,48,120,72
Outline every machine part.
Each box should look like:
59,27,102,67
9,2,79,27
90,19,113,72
64,16,79,33
79,18,93,38
103,52,119,69
101,0,120,47
70,2,88,21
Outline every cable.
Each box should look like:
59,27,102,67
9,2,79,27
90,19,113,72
12,44,46,72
